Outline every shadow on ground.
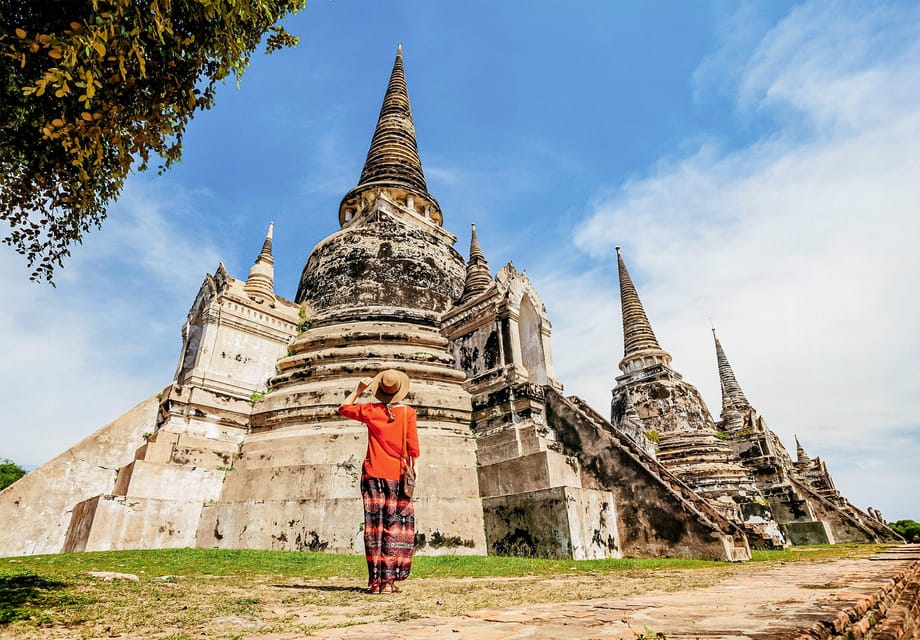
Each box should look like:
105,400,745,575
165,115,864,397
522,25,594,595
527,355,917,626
272,583,367,593
0,573,67,624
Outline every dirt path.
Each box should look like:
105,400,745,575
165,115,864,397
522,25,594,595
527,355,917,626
250,545,920,640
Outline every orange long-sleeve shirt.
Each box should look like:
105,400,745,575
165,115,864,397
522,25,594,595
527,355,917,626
338,402,420,480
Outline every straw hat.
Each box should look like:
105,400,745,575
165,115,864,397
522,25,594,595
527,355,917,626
368,369,410,404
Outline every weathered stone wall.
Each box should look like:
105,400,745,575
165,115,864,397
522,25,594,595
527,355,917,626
296,212,466,313
63,495,207,552
781,521,831,545
177,270,300,397
612,370,714,433
483,487,618,559
449,322,502,381
720,406,900,545
610,368,784,547
470,372,750,560
546,389,749,560
790,480,884,544
0,395,159,557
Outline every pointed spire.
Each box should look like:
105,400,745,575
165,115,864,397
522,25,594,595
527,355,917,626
713,328,751,412
469,223,485,262
615,247,671,374
795,435,811,464
460,223,493,301
244,222,276,305
338,44,442,227
257,221,273,261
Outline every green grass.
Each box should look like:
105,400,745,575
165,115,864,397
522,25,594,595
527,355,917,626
0,548,726,582
0,543,885,582
0,544,889,637
750,543,889,563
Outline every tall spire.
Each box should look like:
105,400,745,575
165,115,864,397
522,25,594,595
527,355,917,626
615,247,671,374
244,222,276,306
795,436,811,464
712,329,751,411
460,223,493,301
338,44,443,227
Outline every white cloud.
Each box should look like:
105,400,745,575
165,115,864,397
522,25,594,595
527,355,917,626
0,178,223,469
543,0,920,520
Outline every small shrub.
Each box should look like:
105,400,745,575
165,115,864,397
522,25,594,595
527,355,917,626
297,305,312,334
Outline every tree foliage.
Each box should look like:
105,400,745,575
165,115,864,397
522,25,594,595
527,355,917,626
0,0,305,283
0,458,27,490
889,519,920,542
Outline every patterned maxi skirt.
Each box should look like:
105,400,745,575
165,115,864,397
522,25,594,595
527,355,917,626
361,475,415,587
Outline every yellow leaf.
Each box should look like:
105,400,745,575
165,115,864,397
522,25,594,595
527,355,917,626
81,112,93,121
15,28,26,39
93,40,105,56
48,48,62,59
54,88,66,97
51,118,64,127
70,21,81,30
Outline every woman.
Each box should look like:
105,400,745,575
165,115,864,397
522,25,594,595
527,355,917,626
338,369,419,594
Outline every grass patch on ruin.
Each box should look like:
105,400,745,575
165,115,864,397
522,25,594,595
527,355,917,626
0,545,890,639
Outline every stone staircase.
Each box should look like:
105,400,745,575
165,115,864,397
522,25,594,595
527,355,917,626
563,396,782,551
545,389,752,560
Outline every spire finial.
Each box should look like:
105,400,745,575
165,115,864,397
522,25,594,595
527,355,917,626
244,221,276,305
713,328,751,411
338,44,443,227
459,223,493,301
615,247,671,374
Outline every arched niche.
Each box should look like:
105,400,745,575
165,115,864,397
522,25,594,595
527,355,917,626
518,294,549,385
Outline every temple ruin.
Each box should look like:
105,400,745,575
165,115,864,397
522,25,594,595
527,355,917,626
0,46,899,559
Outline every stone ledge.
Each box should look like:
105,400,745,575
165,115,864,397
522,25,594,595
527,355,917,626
791,550,920,640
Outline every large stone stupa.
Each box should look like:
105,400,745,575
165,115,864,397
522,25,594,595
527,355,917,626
198,44,487,553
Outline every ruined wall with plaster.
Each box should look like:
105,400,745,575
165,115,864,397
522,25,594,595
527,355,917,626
546,390,749,561
0,395,160,557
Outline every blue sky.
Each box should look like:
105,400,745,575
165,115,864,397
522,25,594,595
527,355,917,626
1,0,918,521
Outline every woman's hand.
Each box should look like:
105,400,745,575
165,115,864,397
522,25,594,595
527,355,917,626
342,377,375,407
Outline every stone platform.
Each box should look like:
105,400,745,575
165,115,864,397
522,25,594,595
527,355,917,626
293,545,920,640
